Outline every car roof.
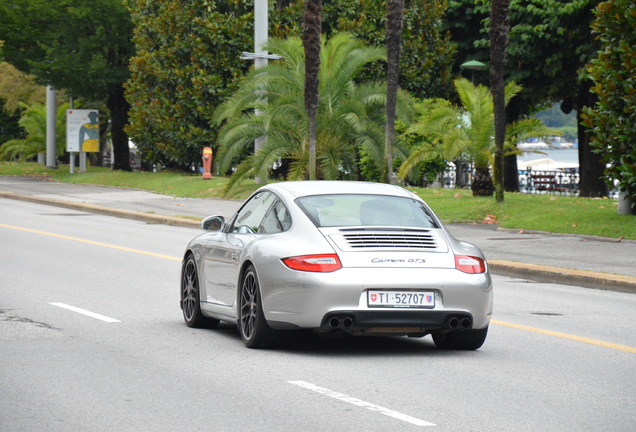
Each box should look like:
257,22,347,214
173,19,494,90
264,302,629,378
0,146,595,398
264,181,415,199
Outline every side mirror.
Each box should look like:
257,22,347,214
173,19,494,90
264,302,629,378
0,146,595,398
201,215,225,232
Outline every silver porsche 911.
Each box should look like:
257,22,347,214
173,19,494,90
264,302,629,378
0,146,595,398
180,181,493,350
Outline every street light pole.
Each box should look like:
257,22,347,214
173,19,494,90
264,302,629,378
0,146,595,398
253,0,267,183
460,60,487,83
254,0,268,71
240,1,282,183
454,60,487,188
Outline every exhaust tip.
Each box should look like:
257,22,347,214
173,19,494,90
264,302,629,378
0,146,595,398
448,317,460,329
341,317,354,329
328,317,340,329
461,318,472,329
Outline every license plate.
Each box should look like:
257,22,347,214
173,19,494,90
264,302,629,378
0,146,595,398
367,291,435,308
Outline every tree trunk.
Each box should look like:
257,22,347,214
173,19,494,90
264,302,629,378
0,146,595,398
503,155,519,191
385,0,404,185
577,109,607,197
504,97,522,191
489,0,511,202
107,83,131,171
303,0,322,180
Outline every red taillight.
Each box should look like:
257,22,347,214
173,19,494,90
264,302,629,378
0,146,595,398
282,254,342,272
455,255,486,274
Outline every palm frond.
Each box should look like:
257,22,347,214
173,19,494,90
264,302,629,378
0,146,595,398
397,141,443,179
399,77,548,179
223,156,256,197
1,102,68,161
506,118,561,155
214,32,406,187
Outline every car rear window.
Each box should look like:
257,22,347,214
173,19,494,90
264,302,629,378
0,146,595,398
296,194,439,228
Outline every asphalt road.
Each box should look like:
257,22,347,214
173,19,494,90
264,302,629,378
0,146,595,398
2,177,635,294
1,199,635,431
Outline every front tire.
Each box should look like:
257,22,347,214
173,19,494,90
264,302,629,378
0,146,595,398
238,265,274,348
181,254,219,328
432,325,488,350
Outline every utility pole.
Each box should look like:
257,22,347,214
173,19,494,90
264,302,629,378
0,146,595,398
46,85,57,169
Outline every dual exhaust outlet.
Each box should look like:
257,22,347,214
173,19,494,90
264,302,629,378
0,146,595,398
447,316,472,330
327,314,471,331
328,315,354,330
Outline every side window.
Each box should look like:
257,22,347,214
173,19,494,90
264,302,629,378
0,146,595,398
231,191,276,234
259,200,292,234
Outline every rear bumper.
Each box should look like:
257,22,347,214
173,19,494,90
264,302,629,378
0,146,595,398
318,310,474,334
259,264,493,331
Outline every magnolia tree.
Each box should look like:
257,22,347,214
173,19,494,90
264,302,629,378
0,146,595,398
584,0,636,214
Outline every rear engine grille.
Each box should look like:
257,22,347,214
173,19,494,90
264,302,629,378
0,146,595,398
343,231,437,249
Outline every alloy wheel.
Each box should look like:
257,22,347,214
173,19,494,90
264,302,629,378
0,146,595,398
240,270,258,341
182,258,198,322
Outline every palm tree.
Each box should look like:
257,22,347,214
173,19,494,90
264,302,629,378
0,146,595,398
397,78,557,196
385,0,405,185
303,0,322,180
214,33,414,195
489,0,511,201
0,102,67,161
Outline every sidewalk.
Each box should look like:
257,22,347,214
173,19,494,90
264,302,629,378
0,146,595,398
2,176,635,293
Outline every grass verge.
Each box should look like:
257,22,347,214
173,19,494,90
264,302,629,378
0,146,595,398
1,161,634,240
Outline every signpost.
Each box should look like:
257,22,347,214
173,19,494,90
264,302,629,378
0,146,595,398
66,109,99,173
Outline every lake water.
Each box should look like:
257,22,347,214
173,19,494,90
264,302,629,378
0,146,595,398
518,148,579,164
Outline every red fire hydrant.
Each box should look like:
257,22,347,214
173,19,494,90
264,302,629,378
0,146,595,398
202,147,213,180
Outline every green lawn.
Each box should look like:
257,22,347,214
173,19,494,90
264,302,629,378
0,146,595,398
2,161,634,240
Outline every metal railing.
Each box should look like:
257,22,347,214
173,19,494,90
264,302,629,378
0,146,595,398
436,164,620,198
520,167,580,195
438,164,581,195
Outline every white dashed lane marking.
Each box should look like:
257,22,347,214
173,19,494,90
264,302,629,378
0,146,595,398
288,380,436,427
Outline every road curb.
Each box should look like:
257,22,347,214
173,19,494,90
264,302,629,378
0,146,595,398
496,226,636,244
0,191,200,229
489,260,636,294
3,190,635,294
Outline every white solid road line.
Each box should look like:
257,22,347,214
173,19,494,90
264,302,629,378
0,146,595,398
288,380,436,427
49,303,121,323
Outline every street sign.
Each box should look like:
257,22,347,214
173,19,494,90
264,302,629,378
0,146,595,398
66,110,99,152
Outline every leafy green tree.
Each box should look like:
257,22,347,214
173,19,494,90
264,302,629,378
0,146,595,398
0,102,68,161
444,0,490,85
0,0,134,170
0,98,24,146
447,0,606,196
504,0,606,197
125,0,253,170
398,78,556,196
276,0,456,100
0,63,46,112
123,0,453,171
214,33,414,194
584,0,636,213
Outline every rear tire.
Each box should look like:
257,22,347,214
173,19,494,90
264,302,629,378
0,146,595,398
238,265,274,348
181,254,220,329
432,325,488,350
